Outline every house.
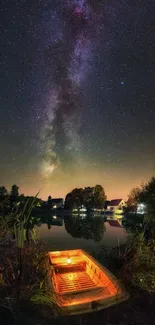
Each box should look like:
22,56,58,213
52,198,64,209
106,199,126,215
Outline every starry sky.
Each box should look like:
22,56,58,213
0,0,155,200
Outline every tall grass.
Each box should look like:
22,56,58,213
0,193,61,323
13,193,39,280
95,231,155,292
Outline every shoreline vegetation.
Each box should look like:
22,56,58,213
0,178,155,324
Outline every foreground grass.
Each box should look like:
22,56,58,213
95,232,155,292
0,239,52,315
0,281,155,325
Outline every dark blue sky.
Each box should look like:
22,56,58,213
0,0,155,199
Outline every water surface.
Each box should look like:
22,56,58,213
37,215,128,253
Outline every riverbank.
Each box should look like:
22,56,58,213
0,204,155,325
0,280,155,325
0,235,155,325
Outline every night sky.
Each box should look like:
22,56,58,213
0,0,155,200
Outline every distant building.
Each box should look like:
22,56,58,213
52,198,64,209
106,199,126,215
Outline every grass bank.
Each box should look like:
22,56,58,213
94,232,155,293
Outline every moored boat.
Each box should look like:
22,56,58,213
47,249,129,315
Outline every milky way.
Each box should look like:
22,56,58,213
1,0,154,199
40,0,96,177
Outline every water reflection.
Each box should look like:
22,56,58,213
35,214,64,229
108,219,122,228
64,215,105,242
37,214,128,250
46,216,64,229
122,214,144,233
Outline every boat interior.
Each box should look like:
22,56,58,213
49,249,119,304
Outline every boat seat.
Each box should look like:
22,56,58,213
54,261,86,274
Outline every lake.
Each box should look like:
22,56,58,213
37,214,128,253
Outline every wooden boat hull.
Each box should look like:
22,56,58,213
47,249,129,315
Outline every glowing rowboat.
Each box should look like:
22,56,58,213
47,249,129,315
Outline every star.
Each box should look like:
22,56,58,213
0,0,154,202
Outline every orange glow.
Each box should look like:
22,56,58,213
48,249,129,314
66,258,71,264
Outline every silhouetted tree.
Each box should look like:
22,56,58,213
64,188,84,210
138,177,155,240
64,185,106,210
126,177,155,240
0,186,8,197
138,177,155,216
83,187,94,210
93,185,106,209
64,193,73,209
127,187,141,207
47,195,52,209
10,184,19,198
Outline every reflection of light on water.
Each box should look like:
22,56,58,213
80,206,87,212
72,213,87,218
80,213,87,218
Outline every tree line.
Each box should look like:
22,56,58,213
64,185,106,210
0,184,19,198
1,176,155,217
0,185,43,212
127,176,155,215
126,176,155,240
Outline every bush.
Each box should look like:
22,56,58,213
96,232,155,292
